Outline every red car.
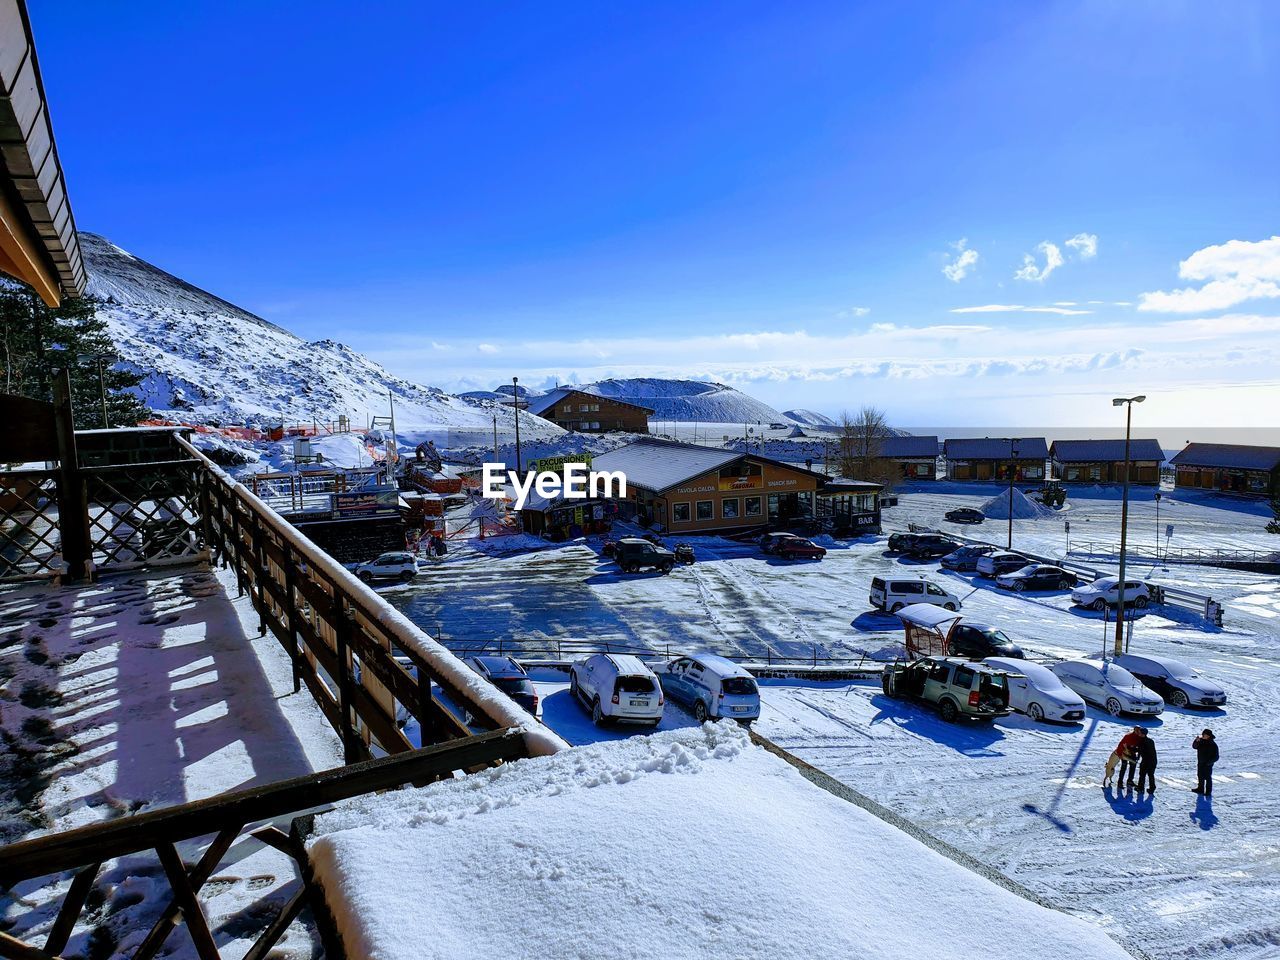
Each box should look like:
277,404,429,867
776,537,826,560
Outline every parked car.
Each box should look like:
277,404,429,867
775,537,827,561
946,622,1025,660
940,544,1000,572
1114,653,1227,709
614,538,676,574
353,552,419,583
569,654,664,726
674,543,696,565
886,532,924,554
975,552,1031,578
881,656,1012,722
658,653,760,723
870,576,962,614
984,657,1086,723
1050,658,1164,716
761,532,806,555
996,564,1079,592
1071,577,1152,611
902,534,963,560
464,655,540,719
944,507,985,524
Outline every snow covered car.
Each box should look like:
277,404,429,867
944,507,985,524
1071,577,1151,611
570,654,664,726
1113,653,1226,709
886,532,924,554
760,532,806,555
870,576,962,614
775,537,826,561
940,544,999,572
985,657,1086,723
946,622,1025,660
658,653,760,723
975,552,1030,578
881,656,1012,722
901,534,963,560
464,655,540,719
1050,659,1164,717
353,552,420,583
614,538,676,574
996,564,1079,592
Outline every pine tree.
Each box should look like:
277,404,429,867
1267,496,1280,535
0,284,149,428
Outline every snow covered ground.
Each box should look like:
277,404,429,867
0,566,344,958
309,723,1131,960
383,484,1280,959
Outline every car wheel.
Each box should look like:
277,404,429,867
943,602,958,612
1028,702,1045,722
1134,596,1149,609
1106,697,1123,717
1168,688,1189,708
358,570,373,583
591,697,608,726
399,570,414,583
939,699,959,723
1012,581,1026,592
570,672,580,700
663,563,674,573
1091,598,1107,611
1058,579,1072,590
881,674,894,696
890,603,904,614
694,700,709,722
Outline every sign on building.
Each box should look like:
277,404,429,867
333,489,400,517
531,453,594,474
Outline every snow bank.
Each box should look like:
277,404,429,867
981,488,1055,520
309,724,1128,960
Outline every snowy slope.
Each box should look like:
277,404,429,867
784,408,838,428
82,233,559,435
580,377,785,423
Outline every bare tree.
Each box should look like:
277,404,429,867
838,405,898,491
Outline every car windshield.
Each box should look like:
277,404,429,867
1163,659,1197,679
1091,577,1117,590
1101,664,1140,688
722,677,758,696
493,677,535,696
980,629,1014,647
616,676,657,694
1010,565,1036,576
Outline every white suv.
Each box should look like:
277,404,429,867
870,576,962,614
1071,576,1151,611
353,551,420,583
570,654,664,727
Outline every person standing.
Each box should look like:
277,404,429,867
1193,729,1219,796
1136,728,1158,793
1116,726,1143,788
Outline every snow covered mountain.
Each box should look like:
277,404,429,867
784,409,838,428
566,378,787,423
82,233,558,436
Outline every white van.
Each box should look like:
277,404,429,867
569,654,664,727
658,653,761,723
870,575,962,614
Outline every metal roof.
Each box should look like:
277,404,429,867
820,477,884,493
0,0,84,304
526,387,655,417
881,435,940,458
943,437,1049,461
1050,439,1165,462
893,603,963,630
591,438,741,492
1170,443,1280,472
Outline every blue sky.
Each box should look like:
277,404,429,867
32,1,1280,425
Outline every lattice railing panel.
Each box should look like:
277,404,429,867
0,471,61,579
85,462,205,570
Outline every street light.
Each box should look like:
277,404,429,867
512,376,522,473
1111,395,1146,656
1004,438,1021,550
1154,490,1162,562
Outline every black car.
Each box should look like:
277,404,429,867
947,623,1026,660
464,655,541,718
886,532,924,554
944,508,985,525
940,544,999,572
903,535,963,560
996,564,1079,592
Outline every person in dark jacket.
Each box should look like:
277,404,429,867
1135,728,1158,793
1193,729,1219,795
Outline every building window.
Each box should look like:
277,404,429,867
744,496,762,517
722,498,740,520
913,463,929,476
590,403,600,412
590,421,600,430
562,405,573,415
1089,466,1101,480
696,500,714,521
672,502,690,523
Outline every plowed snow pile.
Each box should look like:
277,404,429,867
981,488,1054,520
309,724,1128,960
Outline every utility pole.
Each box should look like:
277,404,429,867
1113,395,1146,656
387,389,399,485
492,414,499,463
1154,490,1162,561
512,376,522,473
1006,438,1019,550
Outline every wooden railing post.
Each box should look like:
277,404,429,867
333,599,362,763
282,543,303,694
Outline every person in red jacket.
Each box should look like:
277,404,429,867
1193,729,1219,796
1115,727,1144,789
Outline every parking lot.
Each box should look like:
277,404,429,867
381,485,1280,960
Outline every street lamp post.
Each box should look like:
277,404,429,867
1154,490,1162,562
1112,395,1146,656
1006,438,1020,550
512,376,522,473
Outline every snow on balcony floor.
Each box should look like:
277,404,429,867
0,565,344,958
309,724,1130,960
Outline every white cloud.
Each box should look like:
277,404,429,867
951,304,1092,316
1065,233,1098,259
942,239,979,282
1139,236,1280,313
837,306,870,319
1014,242,1063,282
1053,301,1078,307
477,343,499,354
